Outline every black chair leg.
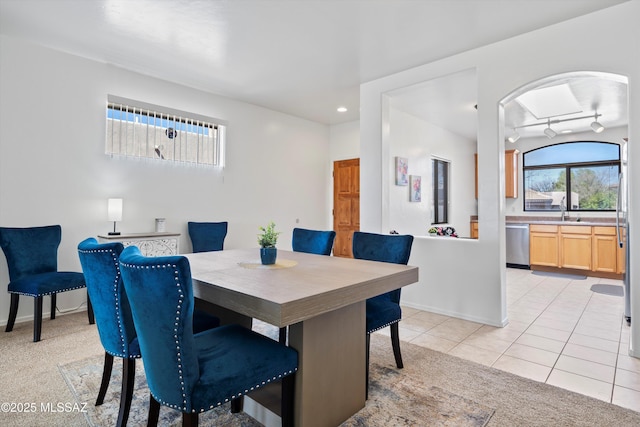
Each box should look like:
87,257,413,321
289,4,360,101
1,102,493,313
147,395,160,427
5,294,19,332
278,327,287,344
87,291,95,324
281,374,295,427
390,322,404,369
50,293,56,320
366,333,371,400
116,358,136,427
182,412,198,427
96,352,114,405
230,396,243,413
34,296,43,342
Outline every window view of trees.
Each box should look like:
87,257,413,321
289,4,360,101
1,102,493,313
523,142,620,212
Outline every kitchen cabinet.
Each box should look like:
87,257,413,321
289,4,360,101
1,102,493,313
529,225,559,267
593,226,618,273
559,225,591,270
474,150,518,199
505,149,519,198
470,221,478,239
528,224,622,277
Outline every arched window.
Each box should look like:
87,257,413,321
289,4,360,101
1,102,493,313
523,142,620,212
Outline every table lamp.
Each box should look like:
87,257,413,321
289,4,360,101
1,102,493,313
107,198,123,235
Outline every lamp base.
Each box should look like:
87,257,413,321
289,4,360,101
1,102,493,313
108,232,121,236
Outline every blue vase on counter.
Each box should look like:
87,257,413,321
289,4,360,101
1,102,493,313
260,247,277,265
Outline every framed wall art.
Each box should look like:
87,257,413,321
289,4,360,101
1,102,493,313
395,157,408,186
410,175,421,202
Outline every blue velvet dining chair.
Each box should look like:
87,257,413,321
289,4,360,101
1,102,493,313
188,221,228,253
273,227,337,343
119,246,298,427
0,225,94,342
77,238,220,427
291,227,336,256
352,231,414,398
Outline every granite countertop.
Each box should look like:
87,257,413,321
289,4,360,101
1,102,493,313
470,215,617,226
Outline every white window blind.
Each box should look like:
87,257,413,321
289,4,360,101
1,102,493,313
105,95,226,166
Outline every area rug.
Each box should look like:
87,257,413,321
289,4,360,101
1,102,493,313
59,332,640,427
590,284,624,297
59,341,494,427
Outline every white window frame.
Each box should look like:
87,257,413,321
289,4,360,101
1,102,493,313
106,95,226,167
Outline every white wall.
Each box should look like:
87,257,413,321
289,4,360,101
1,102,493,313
0,36,330,326
387,107,476,237
361,1,640,357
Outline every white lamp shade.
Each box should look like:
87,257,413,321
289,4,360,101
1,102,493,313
107,198,123,221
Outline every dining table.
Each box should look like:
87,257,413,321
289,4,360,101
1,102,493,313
184,248,419,427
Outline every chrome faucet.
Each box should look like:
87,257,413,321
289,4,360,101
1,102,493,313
560,196,567,221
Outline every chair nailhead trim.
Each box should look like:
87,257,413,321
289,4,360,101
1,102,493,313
79,247,129,357
121,259,299,413
9,283,86,298
368,319,401,334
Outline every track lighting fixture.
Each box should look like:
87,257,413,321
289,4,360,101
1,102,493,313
510,112,604,140
590,113,604,133
544,119,556,139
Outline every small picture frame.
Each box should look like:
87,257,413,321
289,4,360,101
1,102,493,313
410,175,421,202
395,157,408,186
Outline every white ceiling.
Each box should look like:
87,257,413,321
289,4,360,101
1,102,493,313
0,0,628,136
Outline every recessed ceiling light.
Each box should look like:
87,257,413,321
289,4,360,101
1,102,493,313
337,106,348,113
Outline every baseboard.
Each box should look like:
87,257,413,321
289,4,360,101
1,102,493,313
401,302,507,327
0,305,89,328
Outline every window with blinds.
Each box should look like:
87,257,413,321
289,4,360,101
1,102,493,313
105,96,226,167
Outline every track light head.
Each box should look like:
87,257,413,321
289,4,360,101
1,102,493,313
544,127,557,139
507,131,520,143
591,120,604,133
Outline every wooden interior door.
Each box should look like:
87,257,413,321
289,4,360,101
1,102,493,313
333,158,360,257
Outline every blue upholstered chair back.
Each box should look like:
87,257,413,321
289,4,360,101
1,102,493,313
119,246,200,410
77,238,138,358
352,232,414,303
292,228,336,255
188,221,228,253
0,225,61,281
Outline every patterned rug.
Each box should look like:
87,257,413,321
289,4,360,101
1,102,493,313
59,335,494,427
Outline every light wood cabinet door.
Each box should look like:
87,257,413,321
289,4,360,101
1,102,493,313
470,221,478,239
561,233,592,270
505,149,519,199
475,150,519,199
530,229,559,267
593,233,618,273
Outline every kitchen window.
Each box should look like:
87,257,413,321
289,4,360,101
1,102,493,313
523,141,620,212
106,95,226,167
431,158,449,224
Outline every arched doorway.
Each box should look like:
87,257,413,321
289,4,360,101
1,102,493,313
499,71,630,326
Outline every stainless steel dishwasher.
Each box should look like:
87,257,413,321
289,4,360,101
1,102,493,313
506,223,530,268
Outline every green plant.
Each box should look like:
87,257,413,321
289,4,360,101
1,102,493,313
257,221,281,248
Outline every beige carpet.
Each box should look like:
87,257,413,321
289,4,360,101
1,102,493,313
2,311,640,426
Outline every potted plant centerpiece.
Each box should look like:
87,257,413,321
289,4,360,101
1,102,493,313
258,221,281,265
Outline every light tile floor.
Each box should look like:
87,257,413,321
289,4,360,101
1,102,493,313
379,268,639,412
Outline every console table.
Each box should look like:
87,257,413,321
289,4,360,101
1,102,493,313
97,232,180,256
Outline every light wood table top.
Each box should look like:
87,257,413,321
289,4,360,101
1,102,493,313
185,248,419,327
